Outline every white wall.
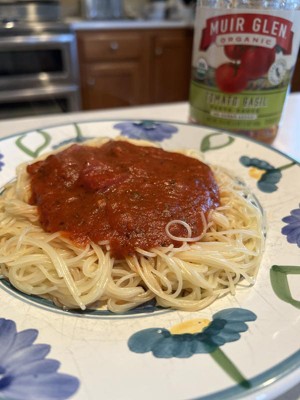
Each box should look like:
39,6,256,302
60,0,149,19
60,0,80,17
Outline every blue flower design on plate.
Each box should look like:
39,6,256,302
0,154,5,171
128,308,256,388
239,156,295,193
239,156,282,193
0,318,79,400
128,308,256,357
282,205,300,247
114,120,178,141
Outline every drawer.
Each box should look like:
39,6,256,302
78,32,143,62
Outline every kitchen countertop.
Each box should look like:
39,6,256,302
0,95,299,161
67,17,194,30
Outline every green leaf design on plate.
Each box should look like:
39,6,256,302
277,161,296,172
201,132,235,152
16,130,51,158
270,265,300,309
74,123,84,140
211,348,250,388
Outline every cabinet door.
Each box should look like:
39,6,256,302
81,61,143,110
291,49,300,92
150,29,193,103
79,32,142,62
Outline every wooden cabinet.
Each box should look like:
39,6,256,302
291,49,300,92
150,29,193,103
77,30,148,109
76,27,193,110
83,62,142,109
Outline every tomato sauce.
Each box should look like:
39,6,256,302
27,141,220,258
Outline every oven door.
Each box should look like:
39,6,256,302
0,33,78,90
0,85,80,119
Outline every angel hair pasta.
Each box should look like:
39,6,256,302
0,138,264,313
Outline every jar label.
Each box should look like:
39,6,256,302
189,8,300,131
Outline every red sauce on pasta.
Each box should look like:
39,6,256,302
27,140,220,258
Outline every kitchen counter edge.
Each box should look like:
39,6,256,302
67,18,194,31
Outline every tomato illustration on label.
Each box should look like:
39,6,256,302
224,45,249,61
215,62,248,93
240,46,276,79
215,45,277,93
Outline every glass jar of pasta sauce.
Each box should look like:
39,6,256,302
189,0,300,143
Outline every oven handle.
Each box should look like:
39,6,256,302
0,85,79,101
0,33,75,47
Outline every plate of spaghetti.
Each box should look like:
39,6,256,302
0,119,299,400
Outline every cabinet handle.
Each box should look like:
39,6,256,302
87,77,95,86
110,41,119,51
155,47,163,56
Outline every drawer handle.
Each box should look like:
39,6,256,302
87,77,95,86
155,47,163,56
110,41,119,51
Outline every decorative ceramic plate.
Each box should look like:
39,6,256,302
0,120,299,400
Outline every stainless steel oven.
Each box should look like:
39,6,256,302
0,27,78,89
0,1,81,119
0,85,80,119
